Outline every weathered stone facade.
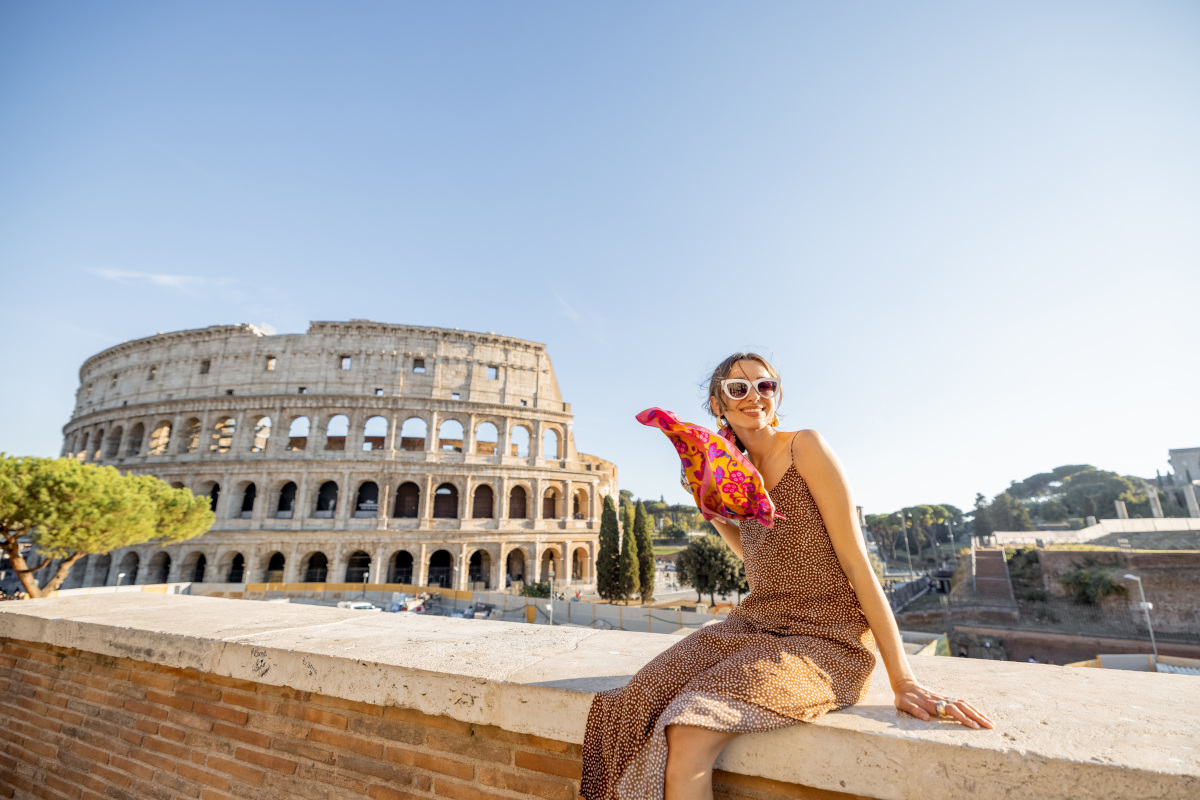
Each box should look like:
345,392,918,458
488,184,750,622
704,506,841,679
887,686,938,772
58,321,617,593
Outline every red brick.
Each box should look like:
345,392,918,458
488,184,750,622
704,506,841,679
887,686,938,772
23,739,58,759
175,681,223,703
211,721,270,749
158,723,188,742
129,671,175,692
384,706,471,734
133,718,160,735
177,763,230,792
368,787,426,800
206,755,265,786
220,691,277,713
309,727,383,759
199,673,260,693
269,735,336,765
514,750,582,780
384,746,473,780
426,730,511,765
190,701,248,725
127,747,176,773
87,764,130,788
108,755,154,781
166,709,215,732
199,790,239,800
66,742,110,766
42,774,81,800
433,779,512,800
279,703,347,729
143,735,189,759
477,765,577,800
233,747,296,775
309,693,380,717
144,689,194,712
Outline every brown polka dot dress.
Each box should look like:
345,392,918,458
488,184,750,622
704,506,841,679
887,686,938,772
580,455,877,800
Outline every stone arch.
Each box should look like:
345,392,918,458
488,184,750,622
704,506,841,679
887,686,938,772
218,551,245,583
287,416,310,451
572,546,590,581
508,485,528,519
197,481,220,513
92,428,104,461
126,422,145,456
504,547,528,586
181,418,201,454
262,551,286,582
77,431,90,461
438,420,464,453
301,551,329,583
115,551,139,585
275,481,298,518
149,421,171,455
233,481,256,519
354,481,380,517
314,481,339,517
362,416,388,451
539,546,562,584
474,422,499,455
325,415,349,451
389,550,414,584
572,488,589,520
146,551,170,584
433,483,459,518
89,553,112,587
210,417,236,453
542,428,560,459
344,551,371,583
472,484,494,519
251,416,272,452
427,549,453,589
542,486,560,519
400,417,427,451
393,482,420,518
510,425,531,458
180,551,207,583
468,549,492,589
104,427,123,460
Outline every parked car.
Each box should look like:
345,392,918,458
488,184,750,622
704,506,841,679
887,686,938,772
336,600,381,612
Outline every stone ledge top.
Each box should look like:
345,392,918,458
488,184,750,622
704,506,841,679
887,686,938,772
1,593,1196,800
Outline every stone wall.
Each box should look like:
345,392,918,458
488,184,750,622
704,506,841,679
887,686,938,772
0,594,1196,800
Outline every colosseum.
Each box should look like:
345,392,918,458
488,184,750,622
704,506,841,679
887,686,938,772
56,320,618,595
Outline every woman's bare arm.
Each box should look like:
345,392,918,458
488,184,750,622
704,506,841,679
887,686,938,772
709,517,744,558
793,430,994,729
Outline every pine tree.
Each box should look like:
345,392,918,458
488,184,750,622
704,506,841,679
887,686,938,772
634,502,656,603
596,495,621,601
617,507,640,603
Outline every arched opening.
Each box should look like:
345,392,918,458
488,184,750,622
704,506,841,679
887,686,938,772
126,422,145,456
540,549,560,584
472,485,494,519
287,417,310,451
427,550,453,588
390,551,413,584
468,550,491,589
170,481,185,490
210,417,236,453
181,418,201,453
393,482,420,518
505,550,526,586
509,486,528,519
202,482,221,513
180,552,206,583
276,481,297,518
433,483,459,518
573,489,588,520
116,552,139,585
104,427,123,460
149,421,171,455
89,553,111,586
362,416,388,451
572,546,589,581
251,416,272,452
474,422,498,455
345,551,371,583
400,417,427,451
542,428,560,459
510,425,531,458
438,420,463,453
93,429,104,461
354,482,379,518
303,552,328,583
264,552,285,582
542,487,559,519
147,552,170,584
325,415,349,451
78,432,90,461
314,481,338,518
226,553,245,583
237,483,256,519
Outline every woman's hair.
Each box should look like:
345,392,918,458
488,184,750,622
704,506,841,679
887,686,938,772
704,352,782,422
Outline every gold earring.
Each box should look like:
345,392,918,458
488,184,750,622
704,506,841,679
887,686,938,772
770,415,780,427
717,415,727,428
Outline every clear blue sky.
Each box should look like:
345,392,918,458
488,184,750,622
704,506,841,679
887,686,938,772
2,2,1198,515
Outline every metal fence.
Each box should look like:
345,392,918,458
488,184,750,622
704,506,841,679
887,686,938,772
886,576,931,611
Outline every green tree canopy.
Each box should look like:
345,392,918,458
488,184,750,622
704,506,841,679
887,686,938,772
0,455,214,597
676,534,740,605
616,507,640,603
633,502,655,603
596,495,621,601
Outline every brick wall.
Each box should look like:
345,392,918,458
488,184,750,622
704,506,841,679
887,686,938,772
0,638,855,800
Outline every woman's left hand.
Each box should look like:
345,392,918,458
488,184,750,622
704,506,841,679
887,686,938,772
892,678,995,729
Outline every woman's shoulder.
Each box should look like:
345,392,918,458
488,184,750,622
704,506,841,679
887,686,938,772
786,429,838,471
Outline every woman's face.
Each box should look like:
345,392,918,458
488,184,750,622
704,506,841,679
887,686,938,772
710,359,778,430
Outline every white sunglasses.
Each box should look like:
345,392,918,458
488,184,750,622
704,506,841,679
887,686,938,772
720,377,780,401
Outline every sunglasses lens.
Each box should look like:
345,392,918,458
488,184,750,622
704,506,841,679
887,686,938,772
756,380,778,397
726,381,749,399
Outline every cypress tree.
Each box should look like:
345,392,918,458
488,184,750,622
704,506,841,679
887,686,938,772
634,502,656,603
596,495,620,601
617,507,640,603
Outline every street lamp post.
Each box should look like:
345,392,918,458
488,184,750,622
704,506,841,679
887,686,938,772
547,562,555,626
899,513,914,576
1123,573,1158,664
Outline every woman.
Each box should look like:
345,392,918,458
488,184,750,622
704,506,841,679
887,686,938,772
581,353,994,800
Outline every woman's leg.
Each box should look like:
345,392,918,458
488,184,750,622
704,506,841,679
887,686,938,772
663,724,740,800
